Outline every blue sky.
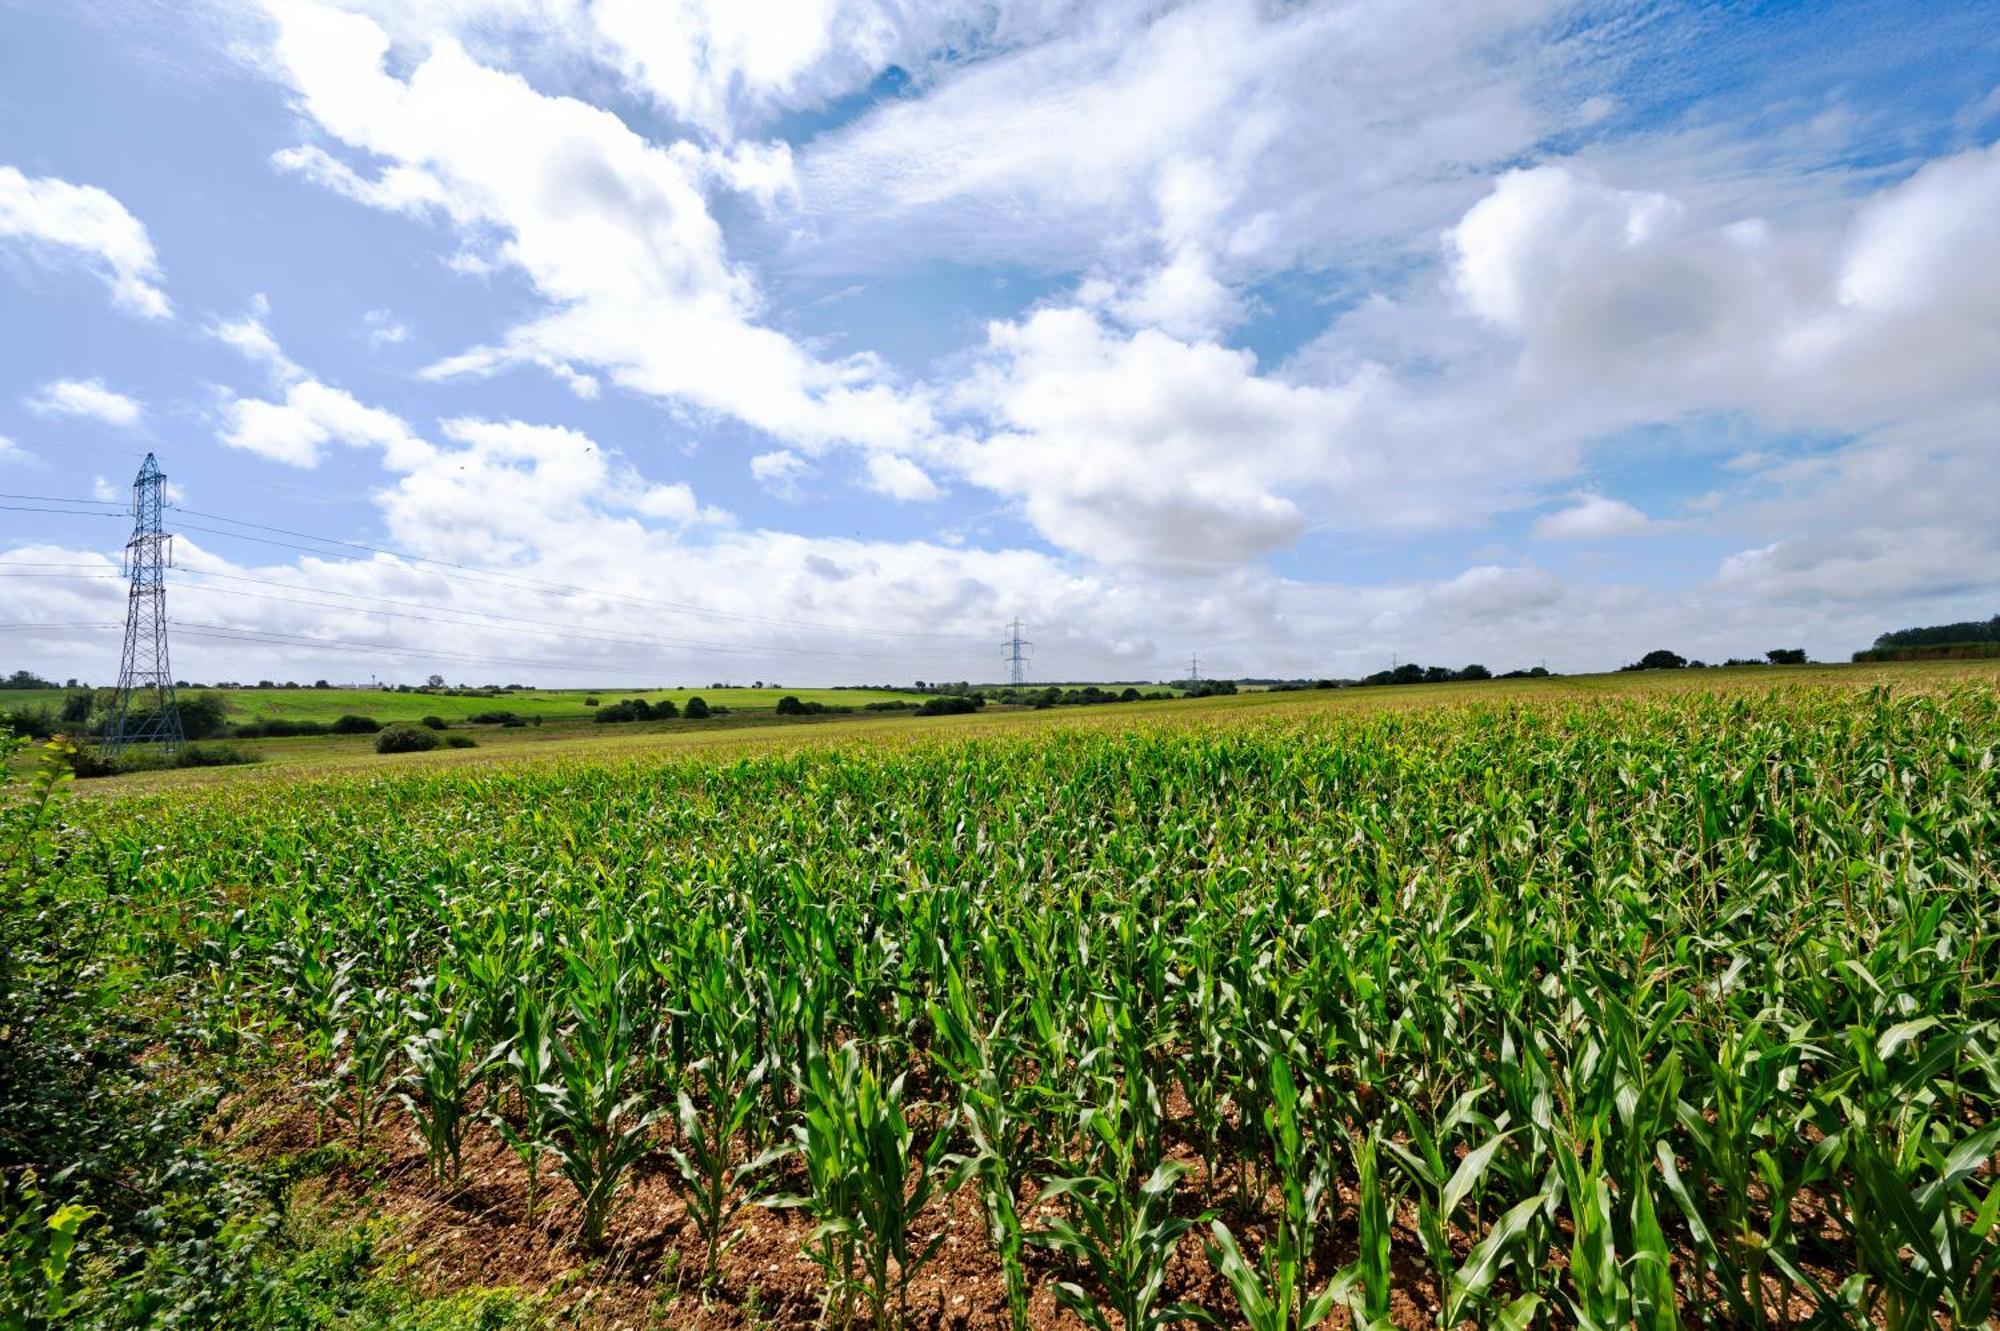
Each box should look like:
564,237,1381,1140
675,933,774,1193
2,0,1996,685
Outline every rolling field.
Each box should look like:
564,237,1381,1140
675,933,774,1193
1,683,920,725
3,662,1997,1329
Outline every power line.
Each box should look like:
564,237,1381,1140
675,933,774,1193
0,504,128,518
0,492,124,506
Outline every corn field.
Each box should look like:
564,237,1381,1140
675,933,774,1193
33,686,2000,1327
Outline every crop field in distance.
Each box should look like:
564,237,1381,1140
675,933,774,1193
3,660,1996,1330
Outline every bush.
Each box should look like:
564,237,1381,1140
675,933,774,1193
444,735,478,749
177,692,231,740
64,741,256,778
682,696,711,720
916,695,983,716
420,715,447,730
175,742,255,768
331,714,382,734
232,718,330,739
466,710,519,725
0,706,57,739
375,723,441,754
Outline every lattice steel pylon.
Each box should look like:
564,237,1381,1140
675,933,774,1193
1004,618,1033,686
106,453,183,753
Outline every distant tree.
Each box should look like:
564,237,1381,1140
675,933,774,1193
425,673,446,689
683,696,711,720
332,714,383,734
1422,665,1452,683
652,699,678,720
1765,648,1808,665
313,679,331,689
1119,687,1141,702
2,669,55,690
776,695,805,715
1623,649,1687,671
420,715,447,730
178,692,231,739
1873,615,2000,649
1457,664,1492,681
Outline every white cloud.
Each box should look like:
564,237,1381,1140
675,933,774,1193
863,452,940,502
213,293,301,378
1444,144,2000,427
797,0,1557,297
1533,493,1651,541
363,308,410,344
258,0,936,459
948,305,1360,570
751,448,811,496
222,378,432,469
26,377,144,428
0,435,28,464
0,164,171,317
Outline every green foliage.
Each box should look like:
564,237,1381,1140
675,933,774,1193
376,724,442,755
331,714,382,734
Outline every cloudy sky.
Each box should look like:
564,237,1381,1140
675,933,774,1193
2,0,1996,686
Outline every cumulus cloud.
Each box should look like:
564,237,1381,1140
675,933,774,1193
1533,493,1650,541
26,377,144,428
947,305,1365,570
258,0,937,459
0,164,171,317
222,378,432,469
1444,144,2000,426
863,452,940,502
751,448,811,496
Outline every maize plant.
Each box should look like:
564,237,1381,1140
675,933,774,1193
28,679,1999,1326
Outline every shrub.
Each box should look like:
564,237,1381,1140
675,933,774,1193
444,735,478,749
178,691,231,739
376,724,441,754
467,710,520,725
916,695,983,717
682,696,711,720
175,742,255,768
584,696,599,706
332,714,383,734
420,715,447,730
0,706,57,739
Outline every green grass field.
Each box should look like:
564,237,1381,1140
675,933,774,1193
1,683,922,725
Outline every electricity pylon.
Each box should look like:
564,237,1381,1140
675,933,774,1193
106,453,183,753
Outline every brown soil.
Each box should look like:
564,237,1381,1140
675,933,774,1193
229,1074,1844,1331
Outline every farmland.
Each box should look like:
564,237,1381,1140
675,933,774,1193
3,664,1997,1329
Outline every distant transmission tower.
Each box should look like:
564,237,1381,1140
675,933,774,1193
106,453,183,753
1187,653,1201,683
1003,618,1033,685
